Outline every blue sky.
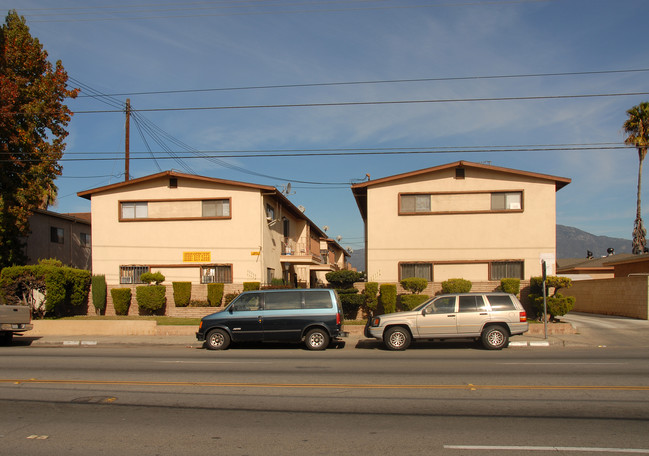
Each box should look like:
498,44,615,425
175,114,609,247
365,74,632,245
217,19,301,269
4,0,649,253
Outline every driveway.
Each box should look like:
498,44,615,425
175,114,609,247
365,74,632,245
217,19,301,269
557,312,649,348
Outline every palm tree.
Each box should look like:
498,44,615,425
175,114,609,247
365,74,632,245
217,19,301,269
624,102,649,254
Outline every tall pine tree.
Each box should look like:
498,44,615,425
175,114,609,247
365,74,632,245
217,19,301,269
0,10,78,268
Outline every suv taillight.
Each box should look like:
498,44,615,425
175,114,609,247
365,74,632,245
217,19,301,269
336,312,341,325
520,311,527,322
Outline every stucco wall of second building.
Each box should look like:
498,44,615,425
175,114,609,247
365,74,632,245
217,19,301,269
364,167,557,283
90,177,266,285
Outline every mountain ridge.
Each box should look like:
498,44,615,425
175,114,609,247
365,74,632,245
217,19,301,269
347,225,632,271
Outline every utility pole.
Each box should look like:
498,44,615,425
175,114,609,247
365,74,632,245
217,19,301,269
125,98,130,181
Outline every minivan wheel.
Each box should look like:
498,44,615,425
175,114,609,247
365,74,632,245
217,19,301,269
384,326,411,351
481,325,509,350
206,329,231,350
305,328,330,351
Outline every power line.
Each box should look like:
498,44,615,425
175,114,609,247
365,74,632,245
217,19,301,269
68,92,649,114
76,68,649,99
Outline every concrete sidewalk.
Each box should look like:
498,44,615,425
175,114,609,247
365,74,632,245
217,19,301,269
12,321,584,349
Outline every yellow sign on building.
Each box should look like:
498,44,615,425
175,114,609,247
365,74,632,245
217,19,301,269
183,251,211,262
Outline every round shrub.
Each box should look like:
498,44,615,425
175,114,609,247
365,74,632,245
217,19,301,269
400,277,428,294
325,270,363,289
140,271,165,285
500,278,520,295
136,285,166,315
339,292,364,320
441,278,472,294
111,288,132,316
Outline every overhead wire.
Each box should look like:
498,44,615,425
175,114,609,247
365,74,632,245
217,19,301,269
76,68,649,99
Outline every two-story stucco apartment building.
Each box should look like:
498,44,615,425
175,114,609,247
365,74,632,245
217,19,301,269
351,161,571,284
77,171,349,290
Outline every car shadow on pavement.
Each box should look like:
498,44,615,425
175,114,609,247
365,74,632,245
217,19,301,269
354,338,484,350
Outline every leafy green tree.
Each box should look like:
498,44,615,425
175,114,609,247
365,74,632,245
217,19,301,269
623,102,649,254
0,11,78,268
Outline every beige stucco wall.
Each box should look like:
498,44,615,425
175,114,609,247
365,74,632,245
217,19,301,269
90,176,270,285
560,276,649,320
365,167,557,282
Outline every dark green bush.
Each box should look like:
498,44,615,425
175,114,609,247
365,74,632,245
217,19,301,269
399,294,430,310
363,282,379,315
325,270,363,289
136,285,166,315
271,278,286,286
0,262,91,317
528,276,575,320
172,282,192,307
190,300,210,307
243,282,260,291
140,271,165,285
91,275,107,314
400,277,428,294
500,278,521,295
379,284,397,314
339,292,364,320
207,283,224,306
441,278,472,293
111,288,132,316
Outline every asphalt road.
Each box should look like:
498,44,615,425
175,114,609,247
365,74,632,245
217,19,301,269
1,335,648,456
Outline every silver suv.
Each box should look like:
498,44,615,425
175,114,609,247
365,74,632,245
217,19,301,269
365,292,528,350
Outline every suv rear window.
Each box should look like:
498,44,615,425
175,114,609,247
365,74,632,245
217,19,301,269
486,295,516,310
304,291,333,309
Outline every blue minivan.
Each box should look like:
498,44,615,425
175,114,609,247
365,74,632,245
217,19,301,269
196,289,347,350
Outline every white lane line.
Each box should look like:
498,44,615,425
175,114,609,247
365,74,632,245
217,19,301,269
444,445,649,453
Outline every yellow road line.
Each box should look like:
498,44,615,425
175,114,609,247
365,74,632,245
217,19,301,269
1,379,649,391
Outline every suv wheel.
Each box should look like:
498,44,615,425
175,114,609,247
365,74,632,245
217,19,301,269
481,325,509,350
206,329,231,350
305,328,330,351
384,326,411,351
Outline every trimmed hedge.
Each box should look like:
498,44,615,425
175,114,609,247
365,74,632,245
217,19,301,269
363,282,379,315
172,282,192,307
500,278,521,295
111,288,132,316
399,294,430,310
136,285,166,315
140,271,165,285
325,270,363,289
400,277,428,294
379,284,397,314
91,275,107,314
207,283,224,307
243,282,260,291
441,278,472,293
0,262,91,318
528,276,575,319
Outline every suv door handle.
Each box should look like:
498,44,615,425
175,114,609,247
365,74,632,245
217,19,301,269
447,314,456,317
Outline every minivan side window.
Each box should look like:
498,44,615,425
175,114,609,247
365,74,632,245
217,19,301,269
304,291,333,309
264,291,302,310
486,295,516,310
232,293,262,312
